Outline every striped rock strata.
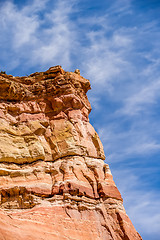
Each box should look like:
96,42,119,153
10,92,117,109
0,66,142,240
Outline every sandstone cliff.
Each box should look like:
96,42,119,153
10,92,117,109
0,66,142,240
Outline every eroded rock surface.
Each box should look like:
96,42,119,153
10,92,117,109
0,66,142,240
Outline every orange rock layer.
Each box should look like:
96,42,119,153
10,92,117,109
0,66,142,240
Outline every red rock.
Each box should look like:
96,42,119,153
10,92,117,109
0,66,142,239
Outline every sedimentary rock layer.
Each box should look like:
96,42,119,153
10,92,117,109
0,66,142,240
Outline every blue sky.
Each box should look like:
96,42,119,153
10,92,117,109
0,0,160,239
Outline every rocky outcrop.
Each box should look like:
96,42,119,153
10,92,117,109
0,66,142,240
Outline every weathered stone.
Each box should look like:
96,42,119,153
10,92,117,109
0,66,142,239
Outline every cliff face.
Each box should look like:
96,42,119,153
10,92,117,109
0,66,142,240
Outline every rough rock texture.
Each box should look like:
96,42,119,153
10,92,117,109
0,66,142,240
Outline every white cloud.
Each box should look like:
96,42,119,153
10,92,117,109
32,0,77,69
117,76,160,116
98,126,159,163
0,1,39,48
81,28,133,95
0,0,78,73
105,0,132,16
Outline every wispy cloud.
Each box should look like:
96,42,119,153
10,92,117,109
0,0,78,74
81,20,133,93
98,121,160,163
112,168,160,240
118,78,160,116
32,0,78,69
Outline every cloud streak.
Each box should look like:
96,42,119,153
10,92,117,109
0,0,79,74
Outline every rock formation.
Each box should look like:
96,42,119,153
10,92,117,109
0,66,142,240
